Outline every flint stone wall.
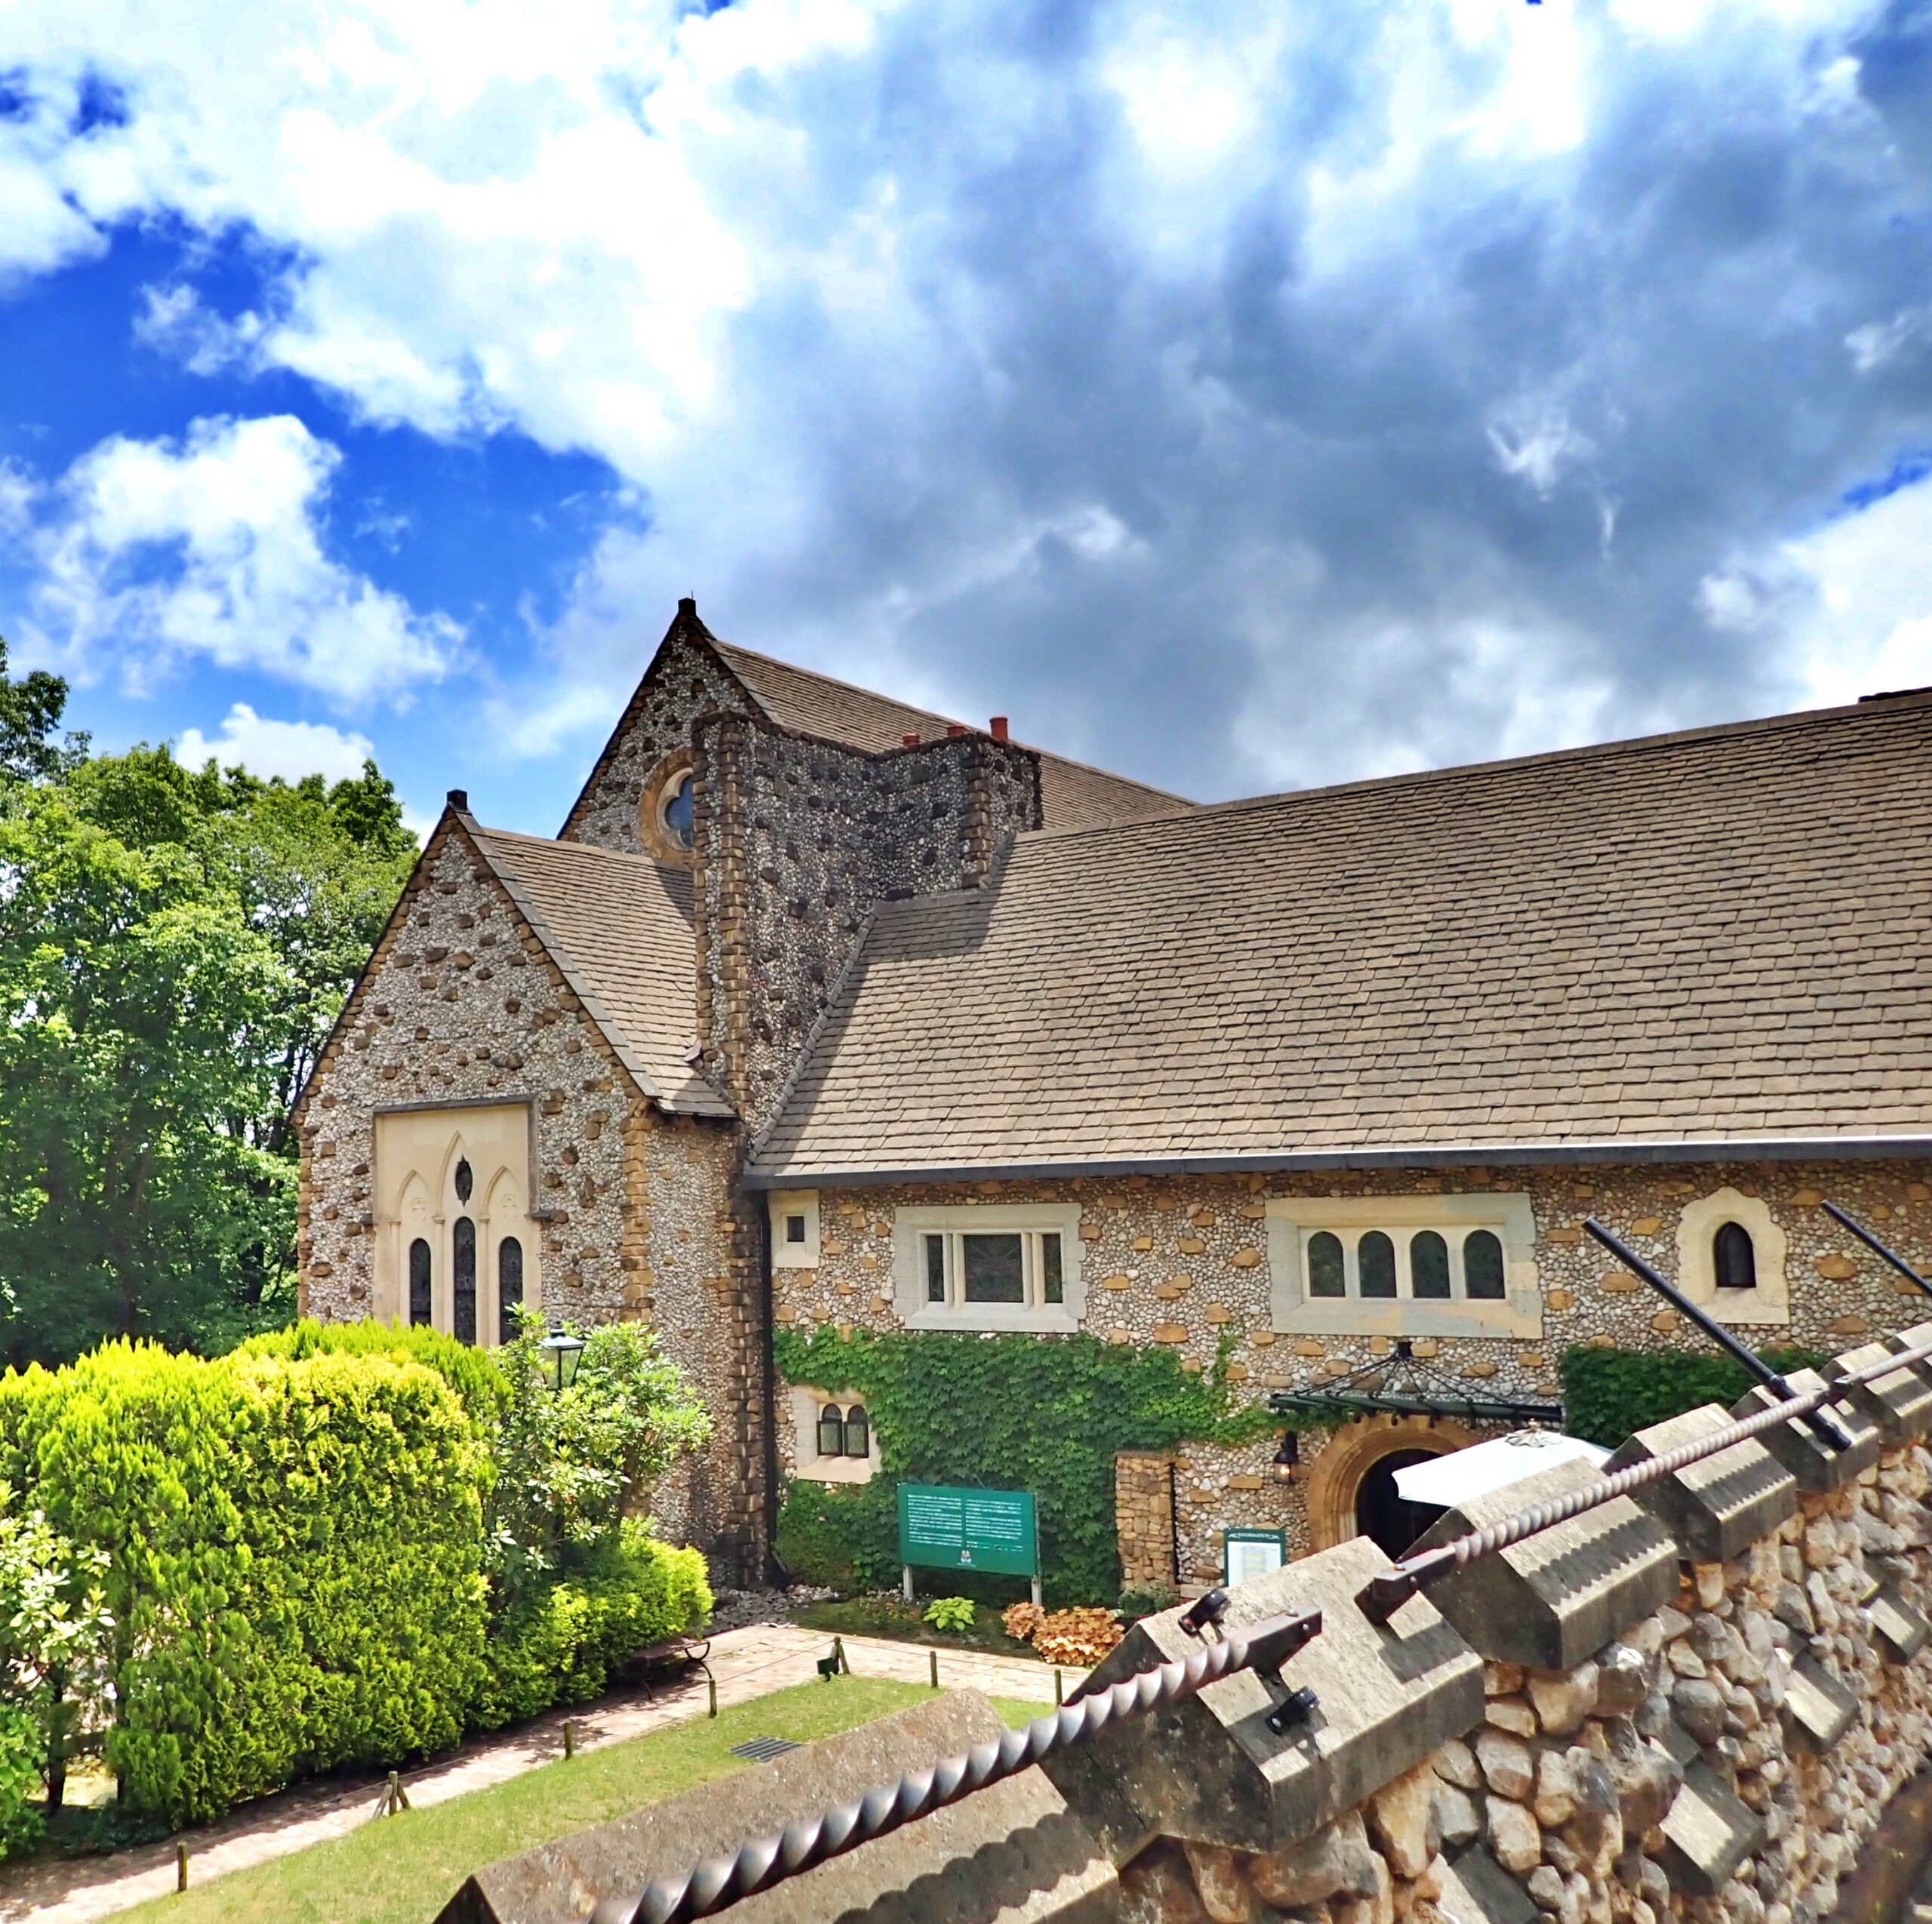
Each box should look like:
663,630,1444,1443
774,1162,1932,1573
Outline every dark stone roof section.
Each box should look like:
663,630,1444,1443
712,640,1192,832
749,690,1932,1179
472,826,734,1119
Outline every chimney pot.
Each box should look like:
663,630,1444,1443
990,716,1009,742
447,789,469,810
946,723,968,739
901,732,921,748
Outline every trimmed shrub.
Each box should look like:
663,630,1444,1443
234,1317,508,1428
0,1339,488,1826
472,1522,711,1729
0,1701,43,1860
1561,1343,1827,1447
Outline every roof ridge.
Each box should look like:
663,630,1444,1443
715,636,1192,806
1014,684,1932,850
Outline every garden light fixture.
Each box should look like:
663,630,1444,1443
540,1321,586,1393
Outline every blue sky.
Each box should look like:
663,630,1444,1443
1,0,1930,838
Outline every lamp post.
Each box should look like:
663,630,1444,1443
540,1321,586,1393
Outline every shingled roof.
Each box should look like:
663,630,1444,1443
712,641,1190,832
748,691,1932,1182
470,825,733,1118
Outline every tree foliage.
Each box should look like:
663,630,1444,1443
1559,1343,1826,1447
0,646,415,1364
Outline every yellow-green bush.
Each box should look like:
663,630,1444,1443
0,1339,488,1826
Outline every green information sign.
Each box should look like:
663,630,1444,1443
897,1483,1038,1578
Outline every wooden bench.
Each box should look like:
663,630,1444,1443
621,1633,713,1698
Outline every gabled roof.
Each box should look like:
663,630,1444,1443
711,640,1192,832
468,822,734,1119
748,690,1932,1182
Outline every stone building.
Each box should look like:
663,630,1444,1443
295,599,1932,1587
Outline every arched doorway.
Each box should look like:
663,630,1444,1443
1302,1415,1481,1551
1354,1448,1446,1558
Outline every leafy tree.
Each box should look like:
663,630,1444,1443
0,691,416,1363
0,637,87,786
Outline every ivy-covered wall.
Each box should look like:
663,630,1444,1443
772,1328,1281,1606
1559,1342,1826,1446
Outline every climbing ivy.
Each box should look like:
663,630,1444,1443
773,1328,1282,1606
1561,1344,1826,1448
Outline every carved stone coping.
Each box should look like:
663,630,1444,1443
435,1692,1115,1924
1870,1585,1932,1663
1823,1342,1932,1442
1657,1761,1767,1898
1604,1403,1797,1563
1729,1369,1881,1491
1782,1654,1857,1753
1435,1846,1540,1924
1040,1536,1483,1862
1408,1455,1677,1671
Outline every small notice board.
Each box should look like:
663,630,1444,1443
1223,1528,1287,1587
897,1483,1038,1578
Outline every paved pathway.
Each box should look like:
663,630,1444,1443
0,1625,1081,1924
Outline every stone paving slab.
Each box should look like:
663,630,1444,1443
0,1624,1076,1924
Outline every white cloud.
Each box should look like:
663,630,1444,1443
1701,479,1932,710
174,702,375,783
20,414,460,702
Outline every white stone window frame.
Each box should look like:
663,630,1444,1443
768,1191,821,1270
789,1385,881,1485
1267,1194,1542,1340
892,1203,1086,1333
1675,1188,1789,1327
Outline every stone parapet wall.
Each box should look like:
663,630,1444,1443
1069,1353,1932,1924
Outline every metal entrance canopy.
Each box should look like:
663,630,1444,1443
1266,1339,1562,1428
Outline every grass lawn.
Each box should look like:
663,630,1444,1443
116,1680,1044,1924
795,1594,1044,1658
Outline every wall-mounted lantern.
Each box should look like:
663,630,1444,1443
1270,1432,1300,1485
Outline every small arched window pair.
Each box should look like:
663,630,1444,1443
1714,1222,1757,1290
816,1403,870,1459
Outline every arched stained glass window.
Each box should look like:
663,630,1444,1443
453,1217,477,1345
1714,1222,1756,1290
1307,1231,1346,1299
663,775,697,850
817,1404,845,1458
498,1236,524,1345
1411,1230,1451,1300
409,1238,432,1327
1358,1231,1398,1299
844,1404,870,1458
1464,1230,1506,1300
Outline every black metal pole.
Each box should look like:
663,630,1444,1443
1583,1219,1852,1451
1822,1201,1932,1299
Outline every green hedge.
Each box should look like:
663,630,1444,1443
234,1317,509,1428
773,1328,1275,1606
1561,1344,1826,1447
0,1340,489,1826
473,1520,711,1728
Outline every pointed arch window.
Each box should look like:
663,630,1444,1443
498,1237,524,1345
409,1239,432,1328
454,1218,477,1345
